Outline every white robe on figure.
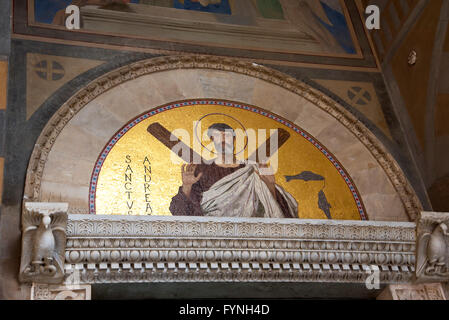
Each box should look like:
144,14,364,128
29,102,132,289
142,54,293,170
200,164,298,218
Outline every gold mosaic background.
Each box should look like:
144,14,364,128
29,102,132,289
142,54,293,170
95,103,362,220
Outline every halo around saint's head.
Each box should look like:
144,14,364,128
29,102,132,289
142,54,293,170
195,113,248,155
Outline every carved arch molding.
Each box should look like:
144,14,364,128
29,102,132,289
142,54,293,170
24,55,422,221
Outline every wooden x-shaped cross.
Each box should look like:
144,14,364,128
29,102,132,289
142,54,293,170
147,122,290,164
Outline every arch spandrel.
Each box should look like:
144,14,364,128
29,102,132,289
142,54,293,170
25,55,422,221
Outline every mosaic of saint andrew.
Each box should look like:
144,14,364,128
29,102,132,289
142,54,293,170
167,122,298,219
34,0,357,55
92,102,366,220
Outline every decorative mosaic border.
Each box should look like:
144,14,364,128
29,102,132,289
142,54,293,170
89,99,367,219
23,55,423,221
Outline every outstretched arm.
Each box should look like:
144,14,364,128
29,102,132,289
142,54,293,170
257,164,295,218
170,183,205,216
257,164,276,197
169,164,204,216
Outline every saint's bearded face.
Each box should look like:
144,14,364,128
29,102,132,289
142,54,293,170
210,129,235,156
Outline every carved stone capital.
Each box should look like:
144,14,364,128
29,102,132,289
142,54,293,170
416,212,449,283
19,202,69,284
377,283,447,300
24,202,69,215
31,283,91,300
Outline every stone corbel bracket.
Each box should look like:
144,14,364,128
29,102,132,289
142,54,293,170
19,202,69,284
64,215,416,284
416,212,449,283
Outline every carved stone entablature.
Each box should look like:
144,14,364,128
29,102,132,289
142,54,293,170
62,214,416,284
19,203,69,284
416,212,449,283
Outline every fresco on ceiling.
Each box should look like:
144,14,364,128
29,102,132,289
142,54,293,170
32,0,357,55
91,100,365,220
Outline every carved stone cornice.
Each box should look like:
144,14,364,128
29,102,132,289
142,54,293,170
19,203,69,284
416,212,449,283
23,55,422,220
62,214,416,284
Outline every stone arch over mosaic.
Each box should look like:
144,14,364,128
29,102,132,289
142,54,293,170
23,56,422,221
